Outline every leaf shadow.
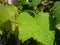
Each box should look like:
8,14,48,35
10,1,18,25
22,37,43,45
49,15,60,45
0,20,22,45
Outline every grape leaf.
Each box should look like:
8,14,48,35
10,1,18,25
0,5,18,25
17,12,55,45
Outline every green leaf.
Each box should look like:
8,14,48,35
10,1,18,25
52,1,60,24
29,0,41,7
0,5,18,25
17,12,55,45
35,12,55,45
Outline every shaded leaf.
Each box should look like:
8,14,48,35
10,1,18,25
29,0,41,7
52,1,60,24
0,5,18,25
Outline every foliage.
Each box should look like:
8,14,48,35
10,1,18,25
0,0,60,45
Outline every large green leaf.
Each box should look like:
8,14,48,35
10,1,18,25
17,12,55,45
52,1,60,23
0,5,18,25
29,0,41,7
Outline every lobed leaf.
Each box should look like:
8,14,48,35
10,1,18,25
17,12,55,45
